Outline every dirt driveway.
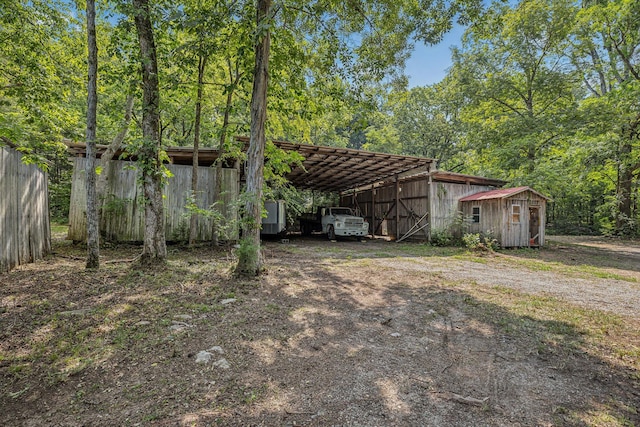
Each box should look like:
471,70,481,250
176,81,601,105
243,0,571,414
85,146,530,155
1,235,639,426
375,236,640,318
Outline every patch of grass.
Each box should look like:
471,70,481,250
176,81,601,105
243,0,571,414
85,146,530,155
50,223,69,235
265,303,280,313
460,282,639,374
498,253,637,283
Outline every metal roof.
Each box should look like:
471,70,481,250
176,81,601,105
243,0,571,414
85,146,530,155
459,186,549,202
236,136,436,193
429,171,507,187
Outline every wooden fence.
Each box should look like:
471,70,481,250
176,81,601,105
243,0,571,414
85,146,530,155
68,158,239,242
0,146,51,273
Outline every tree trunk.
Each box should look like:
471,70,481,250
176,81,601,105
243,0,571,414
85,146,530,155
235,0,271,276
85,0,99,269
213,59,241,246
133,0,167,264
189,55,207,246
96,93,134,198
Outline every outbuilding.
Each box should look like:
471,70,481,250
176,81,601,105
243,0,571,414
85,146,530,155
459,186,550,248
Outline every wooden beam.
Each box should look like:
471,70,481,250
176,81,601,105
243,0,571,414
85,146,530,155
395,174,400,240
371,184,375,237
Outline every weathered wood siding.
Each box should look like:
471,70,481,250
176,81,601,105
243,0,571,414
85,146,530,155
0,147,51,273
342,177,498,240
461,200,505,242
502,193,547,248
68,158,239,242
430,182,496,233
460,191,547,247
342,177,430,239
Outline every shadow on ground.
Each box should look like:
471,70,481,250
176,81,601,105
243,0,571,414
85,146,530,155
0,238,638,426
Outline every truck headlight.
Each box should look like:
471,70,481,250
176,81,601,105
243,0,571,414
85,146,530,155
335,221,342,228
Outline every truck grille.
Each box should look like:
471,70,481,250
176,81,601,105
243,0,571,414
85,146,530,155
345,219,363,226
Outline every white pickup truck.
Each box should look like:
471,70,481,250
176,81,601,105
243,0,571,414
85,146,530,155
299,207,369,240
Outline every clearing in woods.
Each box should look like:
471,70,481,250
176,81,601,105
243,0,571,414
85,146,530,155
1,233,639,426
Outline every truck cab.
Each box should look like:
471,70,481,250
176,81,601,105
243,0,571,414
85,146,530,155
320,207,368,240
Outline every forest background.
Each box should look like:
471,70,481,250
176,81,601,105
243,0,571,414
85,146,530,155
1,0,639,240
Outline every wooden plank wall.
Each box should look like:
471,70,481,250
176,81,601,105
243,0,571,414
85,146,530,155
460,200,504,239
342,178,499,241
430,181,496,232
461,192,547,247
342,177,430,239
68,158,239,242
0,147,51,273
502,194,547,248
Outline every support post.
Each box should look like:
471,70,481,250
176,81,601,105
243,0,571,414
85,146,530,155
395,174,400,240
371,184,375,237
427,173,433,242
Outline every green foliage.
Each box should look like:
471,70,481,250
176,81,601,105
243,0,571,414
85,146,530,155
49,182,71,222
462,232,499,253
430,229,455,247
183,192,239,242
101,196,129,216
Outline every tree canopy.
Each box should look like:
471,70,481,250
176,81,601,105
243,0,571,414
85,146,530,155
1,0,638,258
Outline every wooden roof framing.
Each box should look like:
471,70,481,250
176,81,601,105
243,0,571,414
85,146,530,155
235,137,436,193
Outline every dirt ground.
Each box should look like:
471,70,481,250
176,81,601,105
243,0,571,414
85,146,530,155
1,234,639,426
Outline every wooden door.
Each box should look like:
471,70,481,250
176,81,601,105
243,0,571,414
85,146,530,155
529,207,540,246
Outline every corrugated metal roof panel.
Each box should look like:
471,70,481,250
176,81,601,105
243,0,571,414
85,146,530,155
459,186,532,201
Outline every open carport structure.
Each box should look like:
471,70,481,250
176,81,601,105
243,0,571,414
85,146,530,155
235,136,436,192
237,137,505,242
68,137,506,242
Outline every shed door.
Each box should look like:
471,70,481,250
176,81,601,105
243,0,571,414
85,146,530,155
529,207,540,246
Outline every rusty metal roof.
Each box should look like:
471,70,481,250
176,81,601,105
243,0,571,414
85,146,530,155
459,186,549,202
236,136,436,192
429,171,507,187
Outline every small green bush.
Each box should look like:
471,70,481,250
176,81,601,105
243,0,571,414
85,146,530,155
463,232,499,253
430,229,454,247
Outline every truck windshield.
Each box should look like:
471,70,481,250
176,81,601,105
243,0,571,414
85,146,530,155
330,208,353,215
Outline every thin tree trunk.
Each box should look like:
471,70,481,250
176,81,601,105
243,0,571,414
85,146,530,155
85,0,99,269
235,0,271,276
213,59,241,246
96,93,134,198
189,55,207,246
133,0,167,264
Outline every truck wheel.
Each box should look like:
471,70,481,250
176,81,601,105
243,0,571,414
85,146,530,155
328,225,336,240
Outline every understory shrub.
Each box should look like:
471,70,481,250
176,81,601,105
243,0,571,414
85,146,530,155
463,232,499,253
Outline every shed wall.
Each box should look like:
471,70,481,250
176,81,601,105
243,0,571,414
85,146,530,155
430,182,497,232
68,158,238,242
342,177,430,239
0,147,51,273
460,191,547,247
342,178,497,240
461,200,504,241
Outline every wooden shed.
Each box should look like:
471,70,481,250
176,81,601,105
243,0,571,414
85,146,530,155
66,143,239,243
459,186,549,248
340,171,507,241
0,143,51,273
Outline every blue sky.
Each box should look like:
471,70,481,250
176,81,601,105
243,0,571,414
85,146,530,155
404,24,466,87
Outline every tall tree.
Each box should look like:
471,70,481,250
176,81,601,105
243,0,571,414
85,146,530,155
133,0,167,263
189,54,207,246
569,0,640,235
85,0,100,269
453,0,576,187
235,0,484,276
236,0,271,276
